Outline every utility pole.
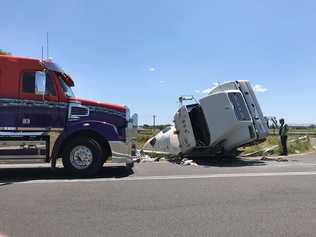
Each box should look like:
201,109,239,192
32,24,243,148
153,115,156,132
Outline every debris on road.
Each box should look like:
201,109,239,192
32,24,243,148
140,155,155,163
153,157,167,162
138,149,175,163
180,158,198,166
261,156,288,162
243,145,279,157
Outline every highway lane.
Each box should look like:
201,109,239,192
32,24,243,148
0,154,316,237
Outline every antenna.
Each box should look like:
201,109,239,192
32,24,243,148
41,46,44,61
46,32,49,59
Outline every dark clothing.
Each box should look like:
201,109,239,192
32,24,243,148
279,124,288,137
279,123,289,156
280,136,288,156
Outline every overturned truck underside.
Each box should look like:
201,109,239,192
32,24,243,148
143,80,269,158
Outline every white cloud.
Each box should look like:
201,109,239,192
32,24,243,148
198,82,267,94
202,82,220,94
253,84,268,92
159,80,165,84
148,67,156,72
202,88,212,94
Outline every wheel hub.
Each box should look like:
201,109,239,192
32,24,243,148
69,145,93,170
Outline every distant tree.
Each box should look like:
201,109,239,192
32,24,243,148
157,124,172,130
142,124,171,130
0,49,11,55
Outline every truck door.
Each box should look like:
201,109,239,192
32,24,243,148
0,61,19,129
18,70,62,130
174,106,196,154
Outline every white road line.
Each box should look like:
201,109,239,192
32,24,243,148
2,171,316,185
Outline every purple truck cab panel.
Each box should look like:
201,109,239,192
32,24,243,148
51,120,121,161
0,105,19,127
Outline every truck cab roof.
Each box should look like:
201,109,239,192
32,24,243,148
0,55,74,86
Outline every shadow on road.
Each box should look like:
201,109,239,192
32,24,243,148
0,167,134,185
192,157,266,167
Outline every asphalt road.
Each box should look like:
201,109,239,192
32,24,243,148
1,154,316,237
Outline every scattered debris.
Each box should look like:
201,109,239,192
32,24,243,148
243,145,278,157
154,157,161,162
140,155,155,163
158,157,167,162
261,156,288,162
277,157,289,162
180,158,198,166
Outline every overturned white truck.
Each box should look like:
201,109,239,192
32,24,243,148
143,80,269,157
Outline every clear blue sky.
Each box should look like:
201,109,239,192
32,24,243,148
1,0,316,125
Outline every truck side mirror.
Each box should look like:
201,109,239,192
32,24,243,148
35,71,46,95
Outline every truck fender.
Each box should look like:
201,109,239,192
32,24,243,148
50,121,121,165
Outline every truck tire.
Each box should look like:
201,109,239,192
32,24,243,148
62,137,104,176
126,160,134,170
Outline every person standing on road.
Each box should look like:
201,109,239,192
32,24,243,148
279,118,288,156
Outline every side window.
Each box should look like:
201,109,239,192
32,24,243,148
45,73,56,96
22,71,56,96
22,72,35,93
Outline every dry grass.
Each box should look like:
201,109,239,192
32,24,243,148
241,135,314,156
137,129,315,157
137,129,160,148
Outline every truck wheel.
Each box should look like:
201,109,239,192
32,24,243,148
62,137,104,176
126,161,134,170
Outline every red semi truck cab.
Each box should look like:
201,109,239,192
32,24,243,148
0,55,138,176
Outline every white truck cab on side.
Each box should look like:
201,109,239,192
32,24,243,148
143,80,269,157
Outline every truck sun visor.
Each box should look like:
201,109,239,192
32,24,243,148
42,60,74,86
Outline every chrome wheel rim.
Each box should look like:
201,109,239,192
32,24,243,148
69,145,93,170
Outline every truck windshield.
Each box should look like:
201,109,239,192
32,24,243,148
58,74,75,98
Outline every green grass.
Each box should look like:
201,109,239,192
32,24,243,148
269,128,316,135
